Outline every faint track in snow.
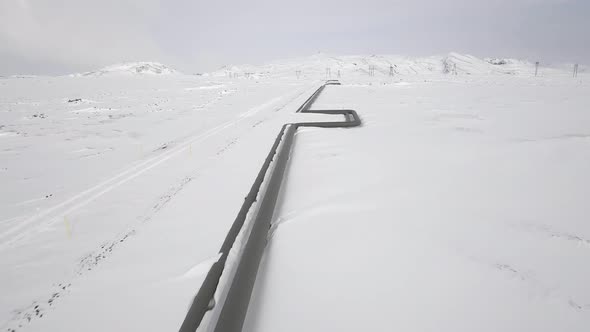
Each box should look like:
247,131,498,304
0,121,232,249
490,259,590,312
521,223,590,249
76,175,196,275
4,172,198,332
1,85,315,332
0,86,312,251
466,251,590,314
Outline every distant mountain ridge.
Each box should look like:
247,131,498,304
208,52,576,78
67,54,580,79
74,62,178,77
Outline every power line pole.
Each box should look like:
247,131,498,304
574,64,579,78
325,68,331,79
389,65,394,77
535,61,539,76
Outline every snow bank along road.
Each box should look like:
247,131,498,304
243,77,590,332
179,80,361,332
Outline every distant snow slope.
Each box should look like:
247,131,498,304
210,52,575,79
76,62,178,77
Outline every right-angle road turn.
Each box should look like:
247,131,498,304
179,80,361,332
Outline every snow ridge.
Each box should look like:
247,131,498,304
209,52,564,78
76,62,178,77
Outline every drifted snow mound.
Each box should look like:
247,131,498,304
210,52,547,78
77,62,178,77
443,53,534,75
209,53,443,78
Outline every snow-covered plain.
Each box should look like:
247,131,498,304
1,55,588,332
245,77,590,332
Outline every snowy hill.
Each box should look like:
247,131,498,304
76,62,178,77
443,53,534,75
209,52,568,79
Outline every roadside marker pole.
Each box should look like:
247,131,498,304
64,216,72,238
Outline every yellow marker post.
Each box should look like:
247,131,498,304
64,216,72,238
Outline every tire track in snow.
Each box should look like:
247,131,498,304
0,121,231,249
0,86,313,250
3,174,197,332
2,84,316,332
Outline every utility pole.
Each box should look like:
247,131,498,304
574,64,579,78
368,65,375,77
389,65,394,77
326,68,331,79
453,63,457,75
535,61,539,76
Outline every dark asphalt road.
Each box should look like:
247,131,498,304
179,81,361,332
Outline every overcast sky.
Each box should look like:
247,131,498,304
0,0,588,75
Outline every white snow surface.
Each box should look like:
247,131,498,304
211,52,581,79
245,79,590,332
1,53,589,332
75,62,178,77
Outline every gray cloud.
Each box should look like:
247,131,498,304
0,0,163,74
0,0,587,75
